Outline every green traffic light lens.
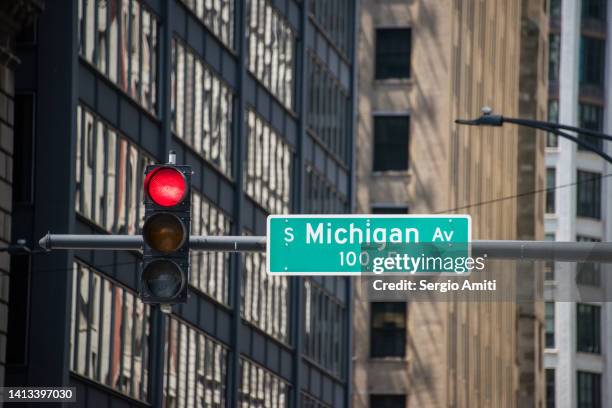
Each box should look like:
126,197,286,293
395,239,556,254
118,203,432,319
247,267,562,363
142,260,184,299
143,213,187,253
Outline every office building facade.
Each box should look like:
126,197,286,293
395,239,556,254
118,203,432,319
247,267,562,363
354,0,547,407
5,0,357,407
0,0,44,390
544,0,612,407
515,0,548,406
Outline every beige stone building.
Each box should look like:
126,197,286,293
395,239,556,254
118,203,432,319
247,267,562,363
353,0,547,407
515,0,548,407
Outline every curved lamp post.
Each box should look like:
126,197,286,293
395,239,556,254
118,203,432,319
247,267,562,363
455,107,612,164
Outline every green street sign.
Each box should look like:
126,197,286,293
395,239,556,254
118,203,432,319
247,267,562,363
266,215,472,275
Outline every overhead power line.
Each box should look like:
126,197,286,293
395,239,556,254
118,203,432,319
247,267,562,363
439,172,612,214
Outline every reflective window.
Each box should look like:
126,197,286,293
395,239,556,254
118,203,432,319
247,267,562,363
78,0,158,114
545,302,555,348
307,54,351,163
309,0,353,58
163,316,228,407
303,278,345,378
546,369,555,408
577,304,601,354
544,233,555,281
546,168,555,214
180,0,234,50
579,36,605,88
373,115,410,171
245,110,292,214
70,261,151,401
582,0,606,23
577,371,601,408
241,231,290,343
370,302,406,358
578,104,603,151
172,39,234,177
548,34,560,84
246,0,295,110
76,104,153,234
238,358,290,407
304,165,348,214
576,236,601,286
576,171,601,219
547,100,559,147
550,0,561,18
190,189,232,305
375,28,411,80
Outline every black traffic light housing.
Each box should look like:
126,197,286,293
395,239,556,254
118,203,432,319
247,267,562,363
140,164,192,304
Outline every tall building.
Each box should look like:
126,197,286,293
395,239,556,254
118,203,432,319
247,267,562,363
5,1,357,407
515,0,548,406
0,0,43,390
354,0,546,407
544,0,612,407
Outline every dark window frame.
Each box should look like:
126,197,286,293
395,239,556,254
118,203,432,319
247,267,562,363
544,233,555,281
370,302,407,358
578,103,604,151
581,0,607,23
549,33,561,84
550,0,562,18
370,394,407,408
577,370,602,408
547,99,559,147
546,368,555,408
579,36,606,88
576,170,601,219
13,93,36,205
545,302,555,348
371,205,409,215
375,28,412,80
546,168,556,214
373,115,410,172
577,303,601,354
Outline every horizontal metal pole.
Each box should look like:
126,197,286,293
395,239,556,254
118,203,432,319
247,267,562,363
39,234,143,250
471,240,612,262
38,233,266,252
189,235,266,252
38,234,612,262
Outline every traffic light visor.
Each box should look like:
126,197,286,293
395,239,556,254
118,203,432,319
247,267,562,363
146,167,187,207
142,259,184,299
143,212,187,253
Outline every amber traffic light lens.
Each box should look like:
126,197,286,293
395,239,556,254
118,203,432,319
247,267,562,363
142,260,183,299
143,213,187,253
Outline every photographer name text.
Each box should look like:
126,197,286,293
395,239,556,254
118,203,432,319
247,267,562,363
372,279,497,293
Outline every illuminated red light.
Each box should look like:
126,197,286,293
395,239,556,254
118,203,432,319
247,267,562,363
146,167,187,207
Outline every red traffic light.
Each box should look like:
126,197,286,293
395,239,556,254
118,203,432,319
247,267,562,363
146,167,187,207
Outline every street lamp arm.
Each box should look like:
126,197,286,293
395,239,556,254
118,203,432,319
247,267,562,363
455,107,612,164
510,121,612,164
455,114,504,127
502,116,612,143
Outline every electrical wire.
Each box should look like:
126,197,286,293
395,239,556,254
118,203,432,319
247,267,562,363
439,172,612,213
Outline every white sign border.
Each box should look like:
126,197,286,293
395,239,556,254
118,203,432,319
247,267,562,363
266,214,472,276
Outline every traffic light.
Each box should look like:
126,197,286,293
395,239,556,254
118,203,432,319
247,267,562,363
140,163,192,304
